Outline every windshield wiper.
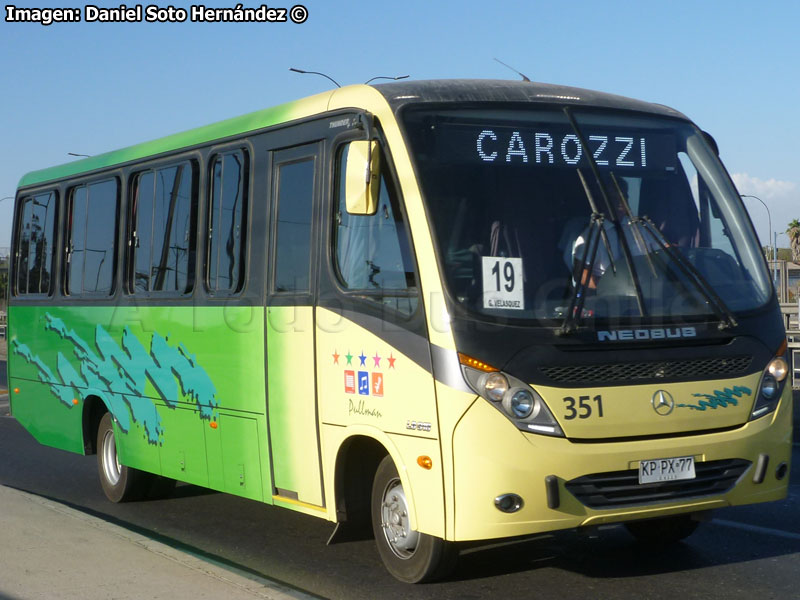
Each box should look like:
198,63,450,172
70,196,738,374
636,216,738,330
576,168,617,276
560,167,617,334
559,107,647,334
560,198,605,335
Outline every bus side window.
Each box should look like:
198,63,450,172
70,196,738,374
65,179,118,296
334,142,418,315
274,157,315,293
14,191,57,296
129,162,196,294
207,150,248,293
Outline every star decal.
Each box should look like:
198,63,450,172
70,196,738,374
345,351,353,366
332,350,340,365
373,352,381,367
387,353,396,369
358,351,367,366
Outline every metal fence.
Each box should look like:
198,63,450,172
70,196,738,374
770,260,800,303
780,303,800,389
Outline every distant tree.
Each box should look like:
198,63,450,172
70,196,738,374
787,219,800,262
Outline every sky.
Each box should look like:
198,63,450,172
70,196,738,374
1,0,798,253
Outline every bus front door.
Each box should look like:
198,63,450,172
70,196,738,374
266,143,325,508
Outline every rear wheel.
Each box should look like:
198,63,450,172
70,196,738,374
371,455,457,583
625,514,699,545
97,413,148,503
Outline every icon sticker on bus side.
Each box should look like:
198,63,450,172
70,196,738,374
482,257,524,310
358,371,370,395
372,373,384,397
344,371,356,394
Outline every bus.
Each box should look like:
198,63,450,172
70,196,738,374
7,79,792,583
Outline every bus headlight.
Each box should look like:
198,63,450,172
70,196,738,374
481,372,509,402
504,388,536,419
751,356,789,420
509,384,563,437
768,356,789,381
460,355,563,437
760,374,779,399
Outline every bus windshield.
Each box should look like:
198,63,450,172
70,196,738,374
401,106,772,324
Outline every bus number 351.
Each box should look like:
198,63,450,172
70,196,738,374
563,395,604,420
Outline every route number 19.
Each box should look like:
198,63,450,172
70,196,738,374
491,260,516,292
482,257,524,311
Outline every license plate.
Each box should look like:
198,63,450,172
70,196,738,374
639,456,696,484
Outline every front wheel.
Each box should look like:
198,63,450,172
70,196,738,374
371,455,458,583
625,514,700,546
97,412,148,503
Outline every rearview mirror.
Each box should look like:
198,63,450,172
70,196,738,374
345,140,380,215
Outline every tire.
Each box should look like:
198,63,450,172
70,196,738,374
96,412,148,503
625,514,700,546
371,455,458,583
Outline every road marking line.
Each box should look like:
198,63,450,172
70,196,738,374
714,519,800,541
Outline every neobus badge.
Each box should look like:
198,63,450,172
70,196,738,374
597,327,697,342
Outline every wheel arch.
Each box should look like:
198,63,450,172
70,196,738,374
81,394,110,455
331,430,419,531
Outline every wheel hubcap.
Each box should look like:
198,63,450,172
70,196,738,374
102,428,121,486
380,477,419,559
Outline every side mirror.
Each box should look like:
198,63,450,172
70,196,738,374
345,140,380,215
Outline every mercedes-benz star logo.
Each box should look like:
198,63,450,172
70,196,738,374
651,390,675,416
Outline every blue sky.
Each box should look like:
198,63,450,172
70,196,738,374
2,0,798,251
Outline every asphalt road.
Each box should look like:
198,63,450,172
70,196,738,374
0,403,798,599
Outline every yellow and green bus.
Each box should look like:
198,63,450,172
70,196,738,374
7,79,792,582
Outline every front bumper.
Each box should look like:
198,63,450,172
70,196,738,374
450,384,792,541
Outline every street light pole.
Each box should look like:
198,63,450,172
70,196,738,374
741,194,773,260
740,194,779,294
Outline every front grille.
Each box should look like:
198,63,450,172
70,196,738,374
541,355,752,385
564,458,751,509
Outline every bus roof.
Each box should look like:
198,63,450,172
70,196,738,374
17,79,688,190
373,79,688,120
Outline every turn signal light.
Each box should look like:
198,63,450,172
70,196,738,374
458,353,498,372
417,456,433,470
210,421,218,429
